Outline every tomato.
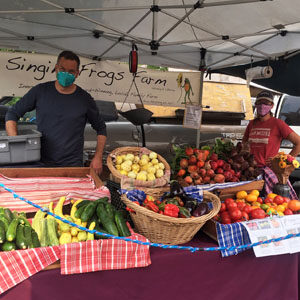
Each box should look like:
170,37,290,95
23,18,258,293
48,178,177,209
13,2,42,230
227,202,238,211
284,208,293,215
256,197,263,204
237,202,246,211
283,197,290,203
221,217,231,224
273,195,284,205
220,211,230,219
241,211,249,221
243,205,253,214
224,198,235,207
229,208,242,221
250,208,266,219
264,197,273,204
219,203,226,213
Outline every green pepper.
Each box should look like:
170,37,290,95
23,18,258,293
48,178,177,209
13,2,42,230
179,206,191,218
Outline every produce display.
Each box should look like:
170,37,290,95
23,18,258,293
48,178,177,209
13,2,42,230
0,207,40,251
130,181,211,218
213,190,300,224
112,151,166,181
172,139,261,186
31,196,131,246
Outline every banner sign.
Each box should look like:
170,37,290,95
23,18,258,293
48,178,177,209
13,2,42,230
0,51,201,107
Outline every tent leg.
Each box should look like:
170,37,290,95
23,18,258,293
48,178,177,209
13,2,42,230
196,70,204,148
140,125,146,147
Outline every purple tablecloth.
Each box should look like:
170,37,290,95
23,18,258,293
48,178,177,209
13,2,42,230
1,233,299,300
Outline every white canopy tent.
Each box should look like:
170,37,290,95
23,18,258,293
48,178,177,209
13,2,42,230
0,0,300,71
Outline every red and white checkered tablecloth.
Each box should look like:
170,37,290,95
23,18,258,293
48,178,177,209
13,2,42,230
0,230,151,294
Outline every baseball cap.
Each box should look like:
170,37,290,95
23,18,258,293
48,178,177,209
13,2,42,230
256,90,274,103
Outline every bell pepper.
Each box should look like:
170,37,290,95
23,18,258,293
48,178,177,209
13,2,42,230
178,206,191,218
145,201,159,213
164,203,179,218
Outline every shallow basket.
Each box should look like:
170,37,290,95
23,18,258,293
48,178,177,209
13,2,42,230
121,190,221,245
106,146,170,184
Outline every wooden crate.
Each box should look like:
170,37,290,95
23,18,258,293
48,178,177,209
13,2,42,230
201,180,265,242
0,167,103,271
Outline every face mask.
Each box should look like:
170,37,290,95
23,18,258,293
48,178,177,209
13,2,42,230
255,104,272,117
57,71,75,87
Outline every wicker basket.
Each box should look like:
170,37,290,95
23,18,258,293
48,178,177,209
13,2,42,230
106,146,170,184
121,190,221,245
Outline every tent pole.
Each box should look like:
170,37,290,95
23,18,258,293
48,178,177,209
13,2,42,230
196,70,204,148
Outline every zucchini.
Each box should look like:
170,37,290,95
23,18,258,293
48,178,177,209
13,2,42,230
31,229,41,248
115,211,131,237
1,241,16,251
40,219,49,247
97,203,119,237
47,218,59,246
24,225,33,248
16,224,27,250
4,208,14,223
87,213,99,228
74,204,88,219
6,218,19,242
80,202,97,222
0,215,9,232
0,207,4,214
75,200,92,210
18,216,31,227
0,221,6,243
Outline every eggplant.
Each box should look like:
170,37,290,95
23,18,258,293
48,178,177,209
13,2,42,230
192,202,209,217
184,198,198,213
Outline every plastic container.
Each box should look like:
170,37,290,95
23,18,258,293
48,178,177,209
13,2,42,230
0,129,42,164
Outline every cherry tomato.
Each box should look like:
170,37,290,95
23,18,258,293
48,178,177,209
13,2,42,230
227,202,238,211
273,195,284,205
219,202,226,213
225,198,235,207
256,197,263,204
229,208,242,221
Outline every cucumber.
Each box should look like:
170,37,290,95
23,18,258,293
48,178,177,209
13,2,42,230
80,202,97,222
0,207,4,214
16,224,27,250
31,229,41,248
115,211,131,237
1,241,16,251
47,218,59,246
87,213,99,228
24,225,33,249
94,225,110,239
0,221,6,243
74,204,88,219
0,215,9,232
6,218,19,242
40,219,49,247
105,203,115,220
18,216,31,227
75,200,92,210
4,208,14,223
95,197,109,204
97,203,119,237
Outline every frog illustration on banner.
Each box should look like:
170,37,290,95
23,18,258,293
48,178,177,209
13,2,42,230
176,73,194,104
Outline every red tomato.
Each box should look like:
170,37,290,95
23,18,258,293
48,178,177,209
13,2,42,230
237,202,246,211
221,211,230,218
273,195,284,205
229,209,242,221
225,198,235,207
264,197,273,204
219,203,226,213
283,197,290,203
221,216,232,224
256,197,263,204
241,211,249,221
284,208,293,215
250,208,266,219
227,202,238,211
243,205,253,214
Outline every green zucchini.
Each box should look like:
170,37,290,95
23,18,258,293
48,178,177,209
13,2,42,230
97,203,119,236
0,221,6,243
87,213,99,228
114,211,131,237
6,218,19,242
24,225,33,249
31,229,41,248
16,224,27,250
18,216,31,227
0,215,9,232
47,218,59,246
74,204,88,219
0,207,4,214
4,208,14,223
1,241,16,251
80,202,97,222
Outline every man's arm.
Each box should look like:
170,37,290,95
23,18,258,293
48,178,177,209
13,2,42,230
287,131,300,157
5,120,18,136
90,135,107,174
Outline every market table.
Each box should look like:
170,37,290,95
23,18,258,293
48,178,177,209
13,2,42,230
0,232,298,300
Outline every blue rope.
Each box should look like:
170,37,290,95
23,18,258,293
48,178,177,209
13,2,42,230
1,182,300,253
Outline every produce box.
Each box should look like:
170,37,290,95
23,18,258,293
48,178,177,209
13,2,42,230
0,129,41,164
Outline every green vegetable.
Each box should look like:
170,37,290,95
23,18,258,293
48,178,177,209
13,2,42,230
80,202,97,222
94,225,110,239
75,200,91,210
74,204,88,219
18,216,31,227
23,225,33,249
0,207,4,214
0,221,6,243
40,219,49,247
31,229,41,248
105,203,115,220
114,211,131,237
1,241,16,251
6,218,19,242
96,203,119,236
0,215,9,232
4,208,14,223
47,218,59,246
95,197,109,204
16,224,27,249
178,206,191,218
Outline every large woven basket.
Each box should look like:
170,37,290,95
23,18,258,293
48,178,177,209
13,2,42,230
121,190,221,245
107,146,170,184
